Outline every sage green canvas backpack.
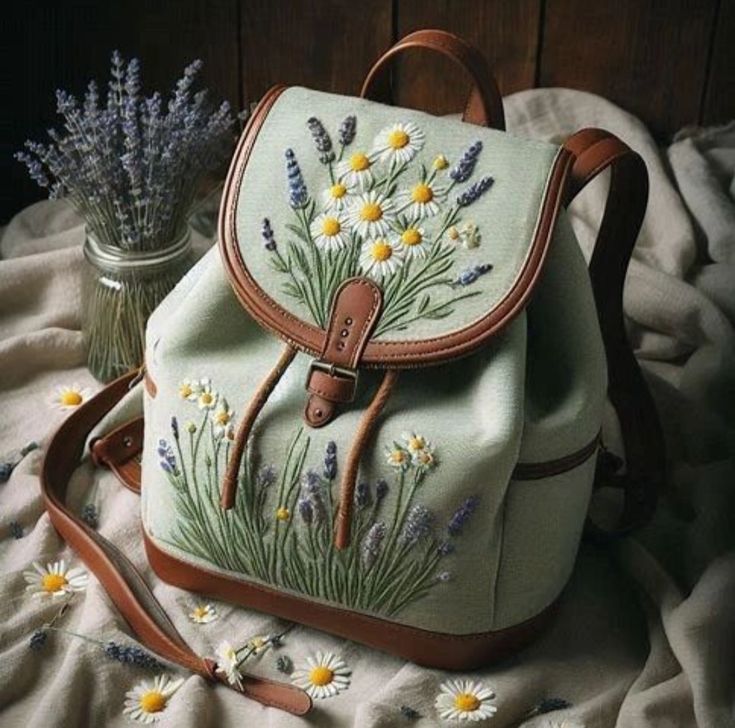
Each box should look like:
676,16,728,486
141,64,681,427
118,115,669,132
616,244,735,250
43,30,664,715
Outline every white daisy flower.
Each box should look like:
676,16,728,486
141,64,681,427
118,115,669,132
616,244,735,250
321,181,354,211
395,179,446,221
396,225,429,259
123,674,184,723
446,221,482,249
435,679,497,723
336,150,374,190
196,379,218,410
49,383,91,411
359,237,404,280
310,212,352,252
385,444,412,471
23,560,89,599
403,432,430,454
214,640,243,689
372,122,425,166
177,379,199,401
292,651,351,700
346,191,396,240
212,400,234,438
188,603,218,624
245,634,274,656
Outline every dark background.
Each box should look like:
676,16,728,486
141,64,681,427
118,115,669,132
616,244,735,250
3,0,733,223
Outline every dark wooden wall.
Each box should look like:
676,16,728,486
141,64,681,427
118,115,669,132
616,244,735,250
3,0,733,223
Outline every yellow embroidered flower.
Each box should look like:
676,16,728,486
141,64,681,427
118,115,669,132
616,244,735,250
123,674,184,723
433,154,449,170
397,225,429,259
213,400,234,438
336,151,374,190
214,640,243,688
403,431,427,453
435,679,497,722
49,383,92,411
321,181,353,211
23,560,89,599
276,507,290,521
196,379,218,410
359,237,404,280
446,221,481,249
292,651,351,700
177,379,198,401
310,212,352,252
188,603,218,624
346,190,396,239
385,444,411,471
372,122,425,165
396,179,446,221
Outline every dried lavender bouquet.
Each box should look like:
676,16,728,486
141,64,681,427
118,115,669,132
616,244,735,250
17,52,235,381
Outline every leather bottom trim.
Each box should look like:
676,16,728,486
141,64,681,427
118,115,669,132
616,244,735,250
144,531,558,670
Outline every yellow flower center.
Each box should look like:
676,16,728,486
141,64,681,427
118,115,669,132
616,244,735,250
41,573,68,593
401,228,422,246
179,383,193,399
370,240,393,262
454,692,481,712
193,606,208,619
390,450,407,464
60,390,83,406
139,690,167,714
276,507,290,521
200,392,214,406
330,183,347,199
408,435,425,450
433,154,449,170
447,226,460,241
309,666,334,686
214,410,231,425
321,217,341,236
249,637,266,649
349,153,370,172
360,202,383,222
411,183,434,204
387,129,409,149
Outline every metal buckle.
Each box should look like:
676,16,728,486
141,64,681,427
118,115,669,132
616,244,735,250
305,359,359,389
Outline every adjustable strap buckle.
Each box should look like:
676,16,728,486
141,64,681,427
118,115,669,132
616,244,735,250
306,359,359,404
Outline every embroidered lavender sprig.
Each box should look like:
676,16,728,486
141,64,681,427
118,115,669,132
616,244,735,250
261,218,277,251
284,148,308,209
157,439,178,475
323,441,337,480
400,504,434,547
297,497,313,525
301,470,327,524
338,115,357,147
171,416,180,440
361,521,386,569
449,141,483,183
306,117,335,164
447,496,480,536
355,481,372,509
454,263,493,287
456,175,494,206
257,464,277,489
375,478,389,503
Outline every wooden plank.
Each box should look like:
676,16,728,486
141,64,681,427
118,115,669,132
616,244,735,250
702,0,735,125
539,0,719,139
239,0,393,106
394,0,542,116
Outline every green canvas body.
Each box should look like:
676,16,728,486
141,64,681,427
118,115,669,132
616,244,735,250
139,86,606,638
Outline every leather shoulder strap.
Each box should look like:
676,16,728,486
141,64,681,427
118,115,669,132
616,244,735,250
563,129,665,539
40,370,311,715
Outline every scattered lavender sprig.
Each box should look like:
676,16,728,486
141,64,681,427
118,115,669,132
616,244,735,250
306,117,334,164
284,148,308,209
16,52,234,251
104,641,164,670
9,521,24,539
456,175,494,207
29,630,48,651
81,504,99,529
449,141,483,183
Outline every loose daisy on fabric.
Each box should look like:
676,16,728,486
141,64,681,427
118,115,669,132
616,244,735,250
123,674,184,724
214,640,243,689
359,237,404,279
245,634,273,656
396,225,429,259
196,379,218,410
336,150,374,190
23,560,89,598
49,383,91,411
372,122,425,166
347,191,396,239
292,651,351,700
436,679,497,723
188,603,218,624
310,212,352,252
321,182,353,212
396,179,446,221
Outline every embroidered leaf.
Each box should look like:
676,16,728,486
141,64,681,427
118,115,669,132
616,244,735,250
285,223,308,243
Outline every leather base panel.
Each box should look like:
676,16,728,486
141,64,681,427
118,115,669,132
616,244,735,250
144,532,558,670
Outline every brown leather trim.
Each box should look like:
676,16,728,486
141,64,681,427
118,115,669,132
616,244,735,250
144,530,558,670
91,417,144,493
512,434,600,481
219,88,573,369
144,369,157,398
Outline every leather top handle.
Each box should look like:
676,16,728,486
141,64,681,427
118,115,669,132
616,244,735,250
563,129,665,540
361,29,505,130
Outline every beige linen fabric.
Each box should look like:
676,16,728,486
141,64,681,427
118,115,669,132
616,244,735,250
1,90,733,727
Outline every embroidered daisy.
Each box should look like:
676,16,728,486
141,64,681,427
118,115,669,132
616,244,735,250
446,222,481,249
372,122,425,166
396,179,446,221
321,181,353,211
49,383,91,411
292,651,351,700
310,212,352,252
396,225,429,259
435,679,497,722
23,560,89,598
385,444,411,471
196,379,218,410
214,640,243,689
359,237,404,279
403,431,431,455
336,150,374,190
213,400,234,438
433,154,449,170
188,603,218,624
123,674,184,723
177,379,199,401
346,191,396,239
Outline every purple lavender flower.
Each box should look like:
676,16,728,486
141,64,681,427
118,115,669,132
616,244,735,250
171,416,179,440
298,497,313,525
454,263,493,287
0,462,12,483
285,148,308,209
104,641,163,670
449,141,482,183
302,469,321,493
375,478,389,503
355,481,372,509
338,115,357,147
9,521,24,539
157,438,177,475
257,464,276,489
447,496,479,536
29,630,48,651
307,117,334,164
361,521,386,569
323,441,337,480
456,175,494,207
400,505,434,547
82,504,98,529
261,218,277,251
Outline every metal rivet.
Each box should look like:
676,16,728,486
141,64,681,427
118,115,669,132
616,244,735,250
336,341,345,351
123,436,133,448
345,317,353,325
314,408,322,417
340,328,349,337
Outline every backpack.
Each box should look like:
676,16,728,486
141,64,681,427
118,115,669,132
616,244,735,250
41,30,665,715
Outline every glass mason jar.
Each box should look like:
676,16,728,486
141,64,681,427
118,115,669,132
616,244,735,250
82,229,195,382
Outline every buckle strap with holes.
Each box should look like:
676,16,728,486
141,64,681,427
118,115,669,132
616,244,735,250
89,417,144,494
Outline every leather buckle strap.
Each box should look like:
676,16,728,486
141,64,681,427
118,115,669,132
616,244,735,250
306,360,359,404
